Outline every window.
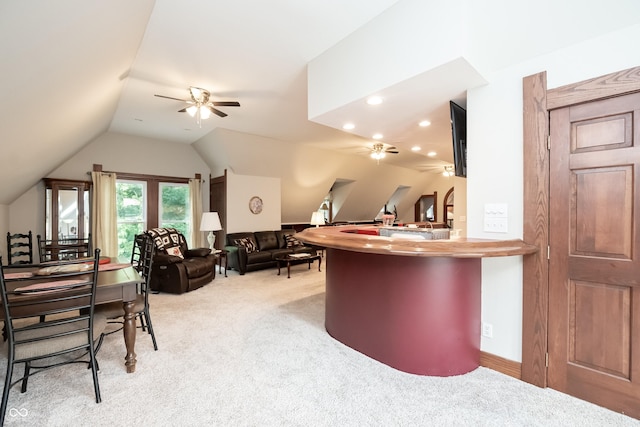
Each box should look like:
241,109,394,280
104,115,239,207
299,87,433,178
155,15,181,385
115,177,193,260
116,180,147,259
159,183,190,236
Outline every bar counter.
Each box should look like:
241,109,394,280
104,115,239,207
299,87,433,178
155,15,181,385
296,225,537,376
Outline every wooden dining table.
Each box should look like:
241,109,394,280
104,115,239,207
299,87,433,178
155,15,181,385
3,264,143,373
93,265,142,373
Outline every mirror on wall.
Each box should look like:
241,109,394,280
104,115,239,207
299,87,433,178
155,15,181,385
43,178,91,240
414,192,437,222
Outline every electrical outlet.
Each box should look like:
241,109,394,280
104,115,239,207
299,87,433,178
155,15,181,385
482,322,493,338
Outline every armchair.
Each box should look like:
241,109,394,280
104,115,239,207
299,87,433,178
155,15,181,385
145,228,217,294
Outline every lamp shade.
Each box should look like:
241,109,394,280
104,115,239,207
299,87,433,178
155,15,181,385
310,211,325,227
200,212,222,231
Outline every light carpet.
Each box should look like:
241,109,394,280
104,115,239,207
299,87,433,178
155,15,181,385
0,266,638,426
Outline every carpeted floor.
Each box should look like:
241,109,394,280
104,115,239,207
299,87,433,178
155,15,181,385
0,265,638,426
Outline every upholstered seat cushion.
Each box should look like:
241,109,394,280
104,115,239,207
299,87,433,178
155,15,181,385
246,251,273,264
13,313,107,361
182,257,214,278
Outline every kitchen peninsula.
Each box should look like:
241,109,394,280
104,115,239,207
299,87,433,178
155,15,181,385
296,225,537,376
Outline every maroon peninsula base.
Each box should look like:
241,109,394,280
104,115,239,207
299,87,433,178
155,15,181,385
325,248,481,376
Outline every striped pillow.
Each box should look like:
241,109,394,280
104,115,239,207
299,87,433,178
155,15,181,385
234,237,258,254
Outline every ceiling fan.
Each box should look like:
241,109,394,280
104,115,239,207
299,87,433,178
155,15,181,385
369,143,398,164
154,86,240,126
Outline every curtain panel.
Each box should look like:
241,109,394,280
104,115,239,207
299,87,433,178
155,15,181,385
189,178,203,248
91,171,118,258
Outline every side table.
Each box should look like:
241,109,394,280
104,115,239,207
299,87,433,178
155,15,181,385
214,249,228,277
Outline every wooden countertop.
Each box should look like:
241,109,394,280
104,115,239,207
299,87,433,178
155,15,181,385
296,225,538,258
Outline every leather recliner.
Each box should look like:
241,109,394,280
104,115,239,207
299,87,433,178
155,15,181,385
145,228,217,294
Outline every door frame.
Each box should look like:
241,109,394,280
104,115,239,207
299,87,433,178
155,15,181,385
414,192,437,222
522,66,640,387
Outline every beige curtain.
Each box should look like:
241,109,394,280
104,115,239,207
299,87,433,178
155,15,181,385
91,171,118,259
189,178,203,248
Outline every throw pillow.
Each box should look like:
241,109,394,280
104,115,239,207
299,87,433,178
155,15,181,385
234,237,258,253
166,246,184,259
285,234,303,248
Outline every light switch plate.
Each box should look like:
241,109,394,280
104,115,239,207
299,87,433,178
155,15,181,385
483,203,508,233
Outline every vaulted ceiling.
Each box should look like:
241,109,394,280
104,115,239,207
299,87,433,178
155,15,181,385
2,0,638,205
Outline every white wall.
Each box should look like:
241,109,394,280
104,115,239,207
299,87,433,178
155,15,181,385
7,132,212,257
468,23,640,361
226,171,281,233
308,0,470,117
194,127,439,224
48,132,210,184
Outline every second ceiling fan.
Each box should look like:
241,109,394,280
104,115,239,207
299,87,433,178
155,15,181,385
155,86,240,126
370,143,398,163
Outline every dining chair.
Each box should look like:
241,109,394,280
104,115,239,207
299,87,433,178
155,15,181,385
95,234,158,350
0,250,106,424
6,231,33,265
37,234,92,262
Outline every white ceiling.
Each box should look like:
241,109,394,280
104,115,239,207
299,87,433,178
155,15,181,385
111,0,482,173
2,0,638,205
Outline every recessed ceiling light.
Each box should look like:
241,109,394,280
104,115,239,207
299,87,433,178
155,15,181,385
411,146,421,152
372,133,383,140
367,96,383,105
427,151,437,157
419,120,431,127
343,123,355,130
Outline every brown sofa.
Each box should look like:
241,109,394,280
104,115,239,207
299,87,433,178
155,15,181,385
224,229,315,275
145,228,217,294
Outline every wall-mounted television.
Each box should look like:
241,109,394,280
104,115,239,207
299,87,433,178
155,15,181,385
449,101,467,178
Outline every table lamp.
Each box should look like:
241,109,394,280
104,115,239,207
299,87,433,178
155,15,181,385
200,212,222,251
310,211,325,227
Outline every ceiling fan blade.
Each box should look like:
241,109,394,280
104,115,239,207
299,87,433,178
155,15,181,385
211,101,240,107
386,150,399,154
206,105,228,118
154,94,188,102
177,108,188,113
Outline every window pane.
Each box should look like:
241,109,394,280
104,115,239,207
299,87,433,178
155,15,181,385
159,183,189,238
116,180,146,260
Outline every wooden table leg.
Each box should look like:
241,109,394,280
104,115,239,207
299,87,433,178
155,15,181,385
123,300,137,373
287,261,291,279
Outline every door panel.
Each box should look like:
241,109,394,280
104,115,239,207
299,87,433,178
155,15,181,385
549,91,640,417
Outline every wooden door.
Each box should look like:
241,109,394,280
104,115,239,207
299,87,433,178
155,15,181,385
548,91,640,417
210,172,227,249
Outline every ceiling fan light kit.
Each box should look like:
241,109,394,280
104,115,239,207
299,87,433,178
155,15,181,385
154,86,240,127
370,142,398,164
